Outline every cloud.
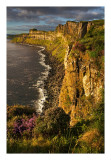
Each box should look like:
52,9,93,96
7,7,104,33
7,7,104,22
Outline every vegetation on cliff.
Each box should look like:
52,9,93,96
11,36,68,63
7,91,104,153
7,20,104,153
59,19,104,125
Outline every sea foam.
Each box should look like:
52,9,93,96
34,46,51,113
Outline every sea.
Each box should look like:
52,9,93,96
7,40,51,113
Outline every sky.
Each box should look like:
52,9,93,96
7,7,104,34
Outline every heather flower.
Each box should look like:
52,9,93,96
13,114,36,138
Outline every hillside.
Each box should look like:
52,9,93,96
7,19,104,153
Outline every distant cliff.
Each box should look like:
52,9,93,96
11,20,104,126
28,21,90,40
12,21,93,43
29,29,55,40
56,21,89,38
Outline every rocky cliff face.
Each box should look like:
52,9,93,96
59,42,104,126
55,21,92,39
29,29,55,41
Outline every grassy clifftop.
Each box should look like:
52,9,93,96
11,35,68,63
11,19,104,63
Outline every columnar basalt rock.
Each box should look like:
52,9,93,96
56,21,88,39
59,46,104,126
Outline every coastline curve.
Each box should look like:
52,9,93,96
34,46,51,113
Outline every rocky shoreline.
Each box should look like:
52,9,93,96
9,40,65,114
42,49,65,113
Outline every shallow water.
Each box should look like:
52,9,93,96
7,41,50,113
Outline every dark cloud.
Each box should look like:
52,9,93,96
7,7,104,33
7,7,104,22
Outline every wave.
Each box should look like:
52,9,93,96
34,46,51,114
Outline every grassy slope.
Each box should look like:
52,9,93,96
11,35,68,63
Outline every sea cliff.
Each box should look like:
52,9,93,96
11,20,104,126
8,19,104,153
